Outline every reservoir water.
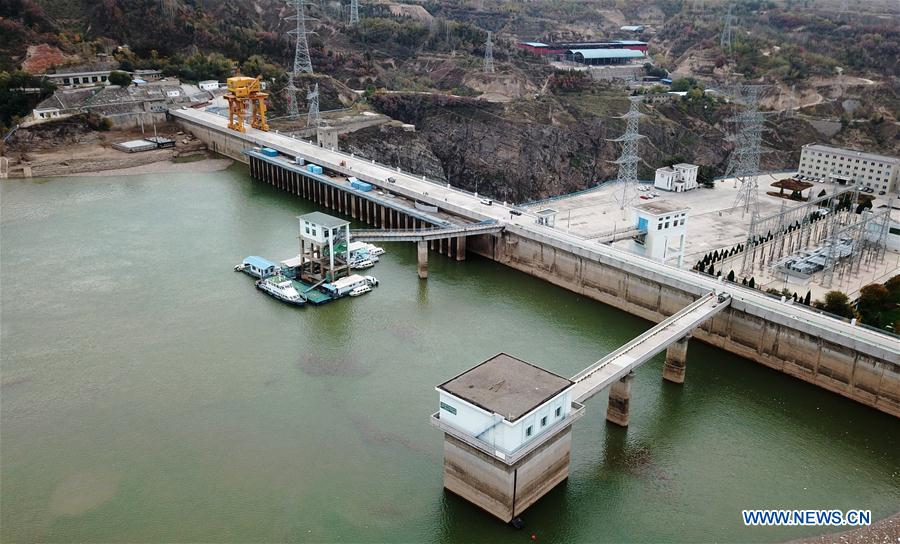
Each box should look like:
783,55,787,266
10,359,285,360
2,166,898,543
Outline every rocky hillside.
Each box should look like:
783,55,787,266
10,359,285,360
341,81,897,202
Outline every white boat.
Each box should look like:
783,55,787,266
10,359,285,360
351,258,376,270
364,275,379,287
349,284,372,297
255,275,305,306
365,244,385,256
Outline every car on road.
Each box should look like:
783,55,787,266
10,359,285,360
509,209,523,216
479,198,493,206
387,177,396,183
878,190,886,195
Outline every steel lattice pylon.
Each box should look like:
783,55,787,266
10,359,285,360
484,31,495,73
288,0,314,75
285,79,301,118
720,3,733,52
349,0,359,25
306,83,320,127
609,96,645,210
727,85,769,218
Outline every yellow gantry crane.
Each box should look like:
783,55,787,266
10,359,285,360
225,75,269,133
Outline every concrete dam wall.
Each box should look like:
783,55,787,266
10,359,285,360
466,230,900,418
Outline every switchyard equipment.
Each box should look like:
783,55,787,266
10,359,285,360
225,76,269,133
739,186,858,276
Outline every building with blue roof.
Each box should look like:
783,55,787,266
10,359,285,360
239,256,279,278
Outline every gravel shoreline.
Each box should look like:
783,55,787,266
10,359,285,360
65,157,234,177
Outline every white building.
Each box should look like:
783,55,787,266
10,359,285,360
654,163,699,192
198,80,220,91
297,211,351,283
797,143,899,194
436,353,574,457
630,200,689,267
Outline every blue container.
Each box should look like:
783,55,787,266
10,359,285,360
261,147,278,157
351,180,373,192
311,165,323,175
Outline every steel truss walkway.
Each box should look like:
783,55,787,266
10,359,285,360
351,222,504,242
571,292,732,403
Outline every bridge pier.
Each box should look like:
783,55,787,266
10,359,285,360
417,240,428,279
606,371,634,427
456,236,467,261
663,334,691,384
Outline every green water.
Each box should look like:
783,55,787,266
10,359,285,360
1,167,898,543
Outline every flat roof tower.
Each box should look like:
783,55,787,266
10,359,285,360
430,353,585,522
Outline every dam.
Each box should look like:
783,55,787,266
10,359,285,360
172,107,900,419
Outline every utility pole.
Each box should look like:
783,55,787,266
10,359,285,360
484,31,495,73
609,96,646,211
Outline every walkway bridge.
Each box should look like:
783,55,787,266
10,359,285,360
353,222,504,279
571,292,731,424
352,222,504,242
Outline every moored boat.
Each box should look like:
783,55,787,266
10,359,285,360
351,258,376,270
255,275,306,306
235,256,279,279
349,284,372,297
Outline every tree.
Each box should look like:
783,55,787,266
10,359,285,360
108,71,132,86
748,277,756,288
884,274,900,302
804,291,811,305
857,283,890,324
814,291,855,319
727,270,735,282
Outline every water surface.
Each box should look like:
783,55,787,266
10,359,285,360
2,168,898,542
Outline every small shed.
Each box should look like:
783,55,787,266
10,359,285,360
770,178,814,200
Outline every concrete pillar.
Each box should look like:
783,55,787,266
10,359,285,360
417,240,428,279
456,236,467,261
606,371,634,427
380,205,386,229
663,335,690,384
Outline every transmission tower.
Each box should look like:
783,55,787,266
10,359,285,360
287,0,314,75
306,83,320,127
349,0,360,25
286,79,301,118
727,85,768,218
720,3,733,52
784,84,796,119
609,96,645,211
484,31,495,73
